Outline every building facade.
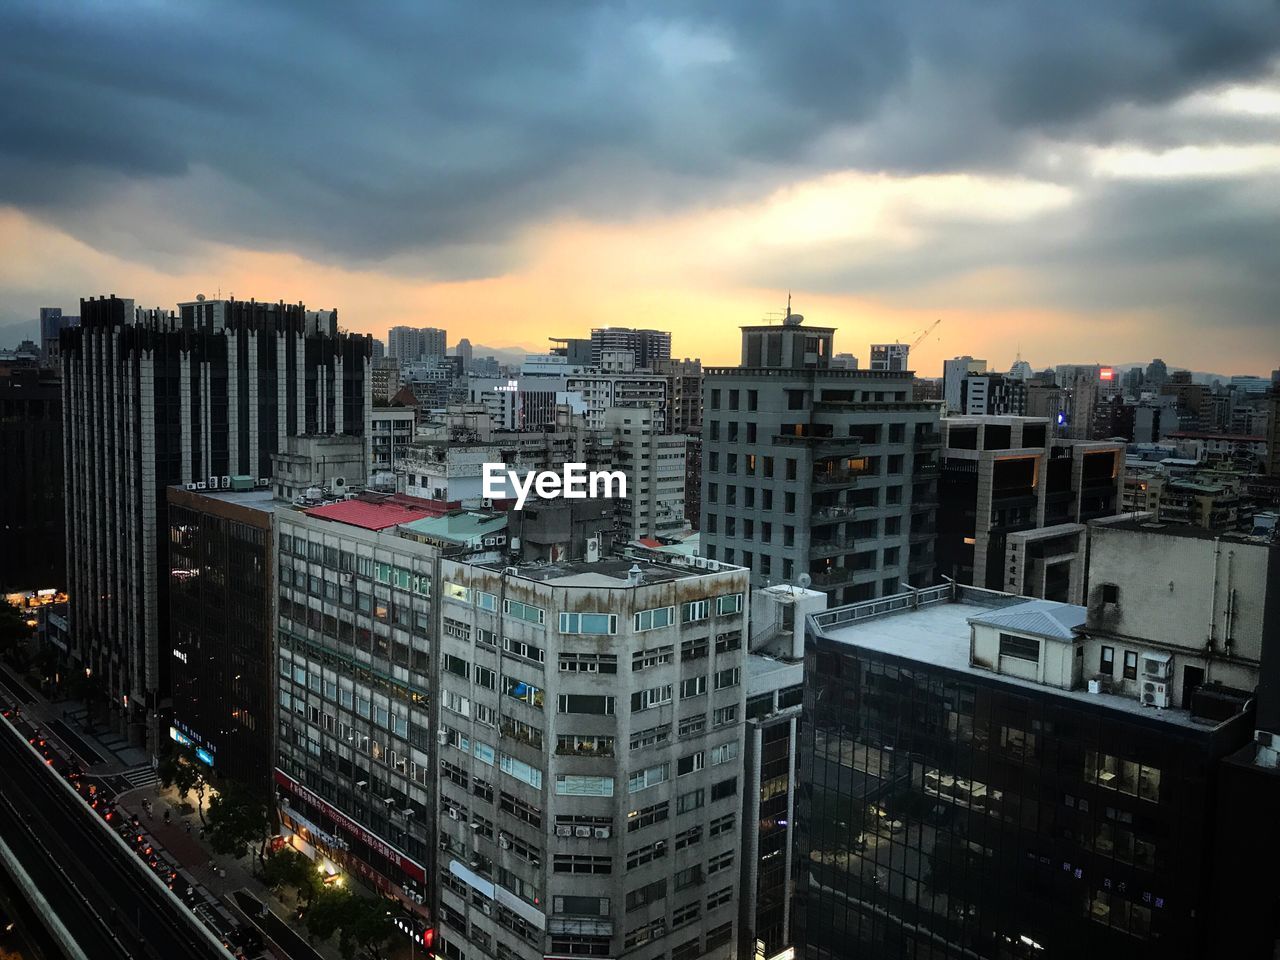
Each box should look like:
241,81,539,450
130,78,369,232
590,328,672,369
431,549,750,960
607,406,688,542
62,295,371,746
0,367,64,591
798,584,1254,960
701,314,942,605
937,417,1123,596
167,486,275,790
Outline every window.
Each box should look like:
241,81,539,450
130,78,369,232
556,735,615,757
626,880,666,911
681,638,708,661
443,581,471,603
501,716,544,748
442,653,469,679
630,724,670,750
504,599,545,625
634,606,675,632
1100,646,1114,675
474,665,496,690
673,902,701,927
999,633,1040,662
677,752,705,776
681,600,709,623
680,676,707,699
674,865,702,890
560,652,618,674
554,855,612,875
676,789,704,814
713,705,738,726
709,813,735,837
629,763,670,793
631,685,673,711
502,676,544,709
632,646,673,670
559,612,618,635
626,801,669,832
707,851,734,874
502,636,545,664
706,922,732,950
716,594,743,616
706,885,732,911
715,631,742,654
558,694,616,715
710,777,737,801
626,843,668,871
1101,583,1120,604
714,667,740,690
555,775,615,797
710,741,738,765
678,714,706,737
477,590,497,612
675,826,702,850
1123,651,1138,681
500,791,542,827
500,754,544,789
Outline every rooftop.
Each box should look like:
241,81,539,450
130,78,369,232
746,653,803,695
1094,516,1268,544
303,493,446,530
812,589,1209,729
402,511,508,544
475,553,742,588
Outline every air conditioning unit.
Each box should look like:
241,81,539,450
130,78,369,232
448,808,461,821
382,796,395,806
340,572,354,585
574,826,591,838
469,821,482,832
1258,730,1275,749
196,482,207,490
1141,653,1171,681
593,827,610,840
333,477,346,489
481,902,493,916
257,478,270,487
654,840,666,851
184,482,198,491
1141,680,1170,709
499,835,512,850
208,476,218,489
220,476,230,488
437,729,449,746
468,857,482,870
707,561,720,572
355,780,368,789
693,556,708,569
555,825,573,838
439,838,450,851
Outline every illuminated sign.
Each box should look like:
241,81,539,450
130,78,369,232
1099,367,1115,381
172,649,188,664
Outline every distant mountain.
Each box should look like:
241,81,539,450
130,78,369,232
0,317,38,349
459,343,537,367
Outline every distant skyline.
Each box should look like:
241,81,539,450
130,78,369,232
2,2,1278,375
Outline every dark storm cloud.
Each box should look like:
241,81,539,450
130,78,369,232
0,0,1278,270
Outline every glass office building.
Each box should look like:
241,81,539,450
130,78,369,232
796,586,1252,960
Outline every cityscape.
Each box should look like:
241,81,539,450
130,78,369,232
1,5,1279,960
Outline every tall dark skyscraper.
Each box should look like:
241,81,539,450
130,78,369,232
62,295,372,748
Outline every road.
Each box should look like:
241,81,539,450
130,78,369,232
0,718,233,960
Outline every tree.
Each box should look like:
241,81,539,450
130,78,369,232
304,887,354,943
261,848,322,907
337,896,395,960
206,780,272,863
155,743,210,824
0,603,34,667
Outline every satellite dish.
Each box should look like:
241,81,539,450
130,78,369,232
196,293,206,302
798,573,812,589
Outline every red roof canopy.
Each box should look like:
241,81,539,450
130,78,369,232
305,494,455,530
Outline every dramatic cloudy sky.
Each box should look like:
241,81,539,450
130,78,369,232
2,0,1278,373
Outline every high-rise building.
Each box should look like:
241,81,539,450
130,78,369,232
869,343,910,372
389,325,448,361
62,295,371,747
798,578,1259,960
701,312,941,605
942,356,988,413
372,356,402,403
432,544,751,960
455,338,474,371
0,366,64,591
654,358,703,435
371,337,386,361
1267,392,1280,477
936,416,1124,600
274,493,446,919
1145,357,1169,390
166,483,275,790
590,327,672,369
606,406,688,541
960,372,1027,416
565,368,669,431
39,306,78,365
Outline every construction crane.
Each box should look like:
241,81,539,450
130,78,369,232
908,318,942,351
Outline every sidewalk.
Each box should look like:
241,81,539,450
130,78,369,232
116,785,347,960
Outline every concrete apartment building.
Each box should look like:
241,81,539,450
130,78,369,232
389,325,448,361
960,372,1027,416
869,343,909,371
943,356,987,413
654,358,703,435
273,493,448,919
936,416,1124,601
607,406,688,542
431,544,751,960
62,295,371,747
566,367,670,432
590,327,672,369
370,403,417,476
701,311,942,605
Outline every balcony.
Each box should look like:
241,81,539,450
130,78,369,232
812,504,861,525
914,430,943,449
810,567,859,589
913,459,939,477
909,524,936,541
774,433,863,457
810,538,854,558
813,468,863,487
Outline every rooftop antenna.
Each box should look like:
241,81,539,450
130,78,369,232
786,290,792,320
